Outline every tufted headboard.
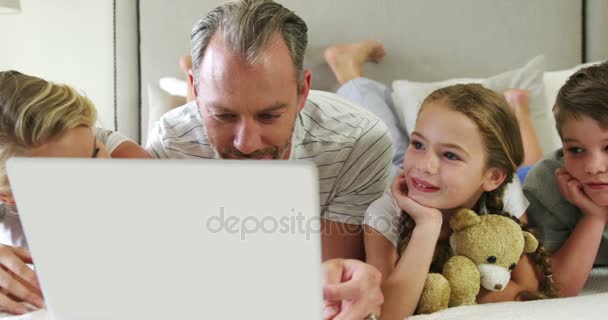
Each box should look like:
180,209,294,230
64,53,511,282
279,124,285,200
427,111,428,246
134,0,606,143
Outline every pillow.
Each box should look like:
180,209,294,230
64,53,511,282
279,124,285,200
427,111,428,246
146,82,186,141
159,76,189,97
391,56,556,154
541,61,604,151
543,61,604,108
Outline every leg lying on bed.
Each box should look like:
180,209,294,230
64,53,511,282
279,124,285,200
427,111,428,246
503,89,543,166
325,41,408,178
325,40,544,172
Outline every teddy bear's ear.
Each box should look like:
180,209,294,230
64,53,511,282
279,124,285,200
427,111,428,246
522,231,539,253
449,208,481,231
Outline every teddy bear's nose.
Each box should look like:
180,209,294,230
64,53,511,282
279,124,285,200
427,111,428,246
494,284,503,290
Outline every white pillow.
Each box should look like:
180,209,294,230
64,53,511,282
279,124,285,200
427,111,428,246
159,77,189,97
391,56,556,153
147,77,189,143
543,61,604,108
146,83,186,142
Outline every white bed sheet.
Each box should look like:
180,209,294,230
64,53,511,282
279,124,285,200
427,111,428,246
409,267,608,320
409,292,608,320
2,268,607,319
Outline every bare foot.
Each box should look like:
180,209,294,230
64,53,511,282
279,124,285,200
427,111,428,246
179,55,192,74
324,40,386,84
503,89,531,117
503,89,543,165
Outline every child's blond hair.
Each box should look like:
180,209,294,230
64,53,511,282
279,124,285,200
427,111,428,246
0,70,97,195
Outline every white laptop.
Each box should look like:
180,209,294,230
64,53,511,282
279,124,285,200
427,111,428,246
6,158,322,320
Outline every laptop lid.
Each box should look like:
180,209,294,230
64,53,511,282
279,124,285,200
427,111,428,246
7,158,322,320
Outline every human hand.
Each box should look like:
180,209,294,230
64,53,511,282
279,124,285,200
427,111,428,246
389,173,442,227
0,244,44,314
555,168,608,223
322,259,383,320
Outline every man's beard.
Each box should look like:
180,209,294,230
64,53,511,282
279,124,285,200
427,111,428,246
215,142,291,159
206,133,292,159
206,118,296,160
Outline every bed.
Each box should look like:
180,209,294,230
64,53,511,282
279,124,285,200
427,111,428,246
2,268,607,319
139,0,607,314
4,0,607,319
137,1,608,319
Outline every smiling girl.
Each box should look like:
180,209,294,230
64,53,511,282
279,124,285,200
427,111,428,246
363,84,558,319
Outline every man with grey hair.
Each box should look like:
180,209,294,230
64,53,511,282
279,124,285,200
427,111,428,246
148,0,391,261
147,1,390,318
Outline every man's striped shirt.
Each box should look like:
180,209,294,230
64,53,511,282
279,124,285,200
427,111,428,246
146,90,393,225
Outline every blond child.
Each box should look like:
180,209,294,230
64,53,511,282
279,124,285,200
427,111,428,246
0,70,149,314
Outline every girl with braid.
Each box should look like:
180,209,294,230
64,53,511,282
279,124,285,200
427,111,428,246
362,84,558,319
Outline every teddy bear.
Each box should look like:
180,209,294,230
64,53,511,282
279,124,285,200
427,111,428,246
416,208,539,314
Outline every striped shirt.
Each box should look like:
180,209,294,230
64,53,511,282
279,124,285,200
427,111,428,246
146,90,393,225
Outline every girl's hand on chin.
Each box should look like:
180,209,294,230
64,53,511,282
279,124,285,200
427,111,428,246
390,173,442,227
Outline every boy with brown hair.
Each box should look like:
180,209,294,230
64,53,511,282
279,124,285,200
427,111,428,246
524,61,608,297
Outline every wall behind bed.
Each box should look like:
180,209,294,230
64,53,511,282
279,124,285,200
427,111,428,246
136,0,605,144
0,0,115,131
0,0,139,140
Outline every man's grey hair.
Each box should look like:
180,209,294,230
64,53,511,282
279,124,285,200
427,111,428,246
190,0,308,92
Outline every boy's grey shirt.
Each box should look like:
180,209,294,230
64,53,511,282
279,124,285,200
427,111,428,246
524,149,608,266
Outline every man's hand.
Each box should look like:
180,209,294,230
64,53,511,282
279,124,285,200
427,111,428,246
0,244,44,314
322,259,383,320
555,168,608,222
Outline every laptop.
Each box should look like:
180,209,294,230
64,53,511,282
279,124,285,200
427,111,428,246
6,158,322,319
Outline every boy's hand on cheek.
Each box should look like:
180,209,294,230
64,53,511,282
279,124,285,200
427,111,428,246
555,168,608,223
390,174,442,227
